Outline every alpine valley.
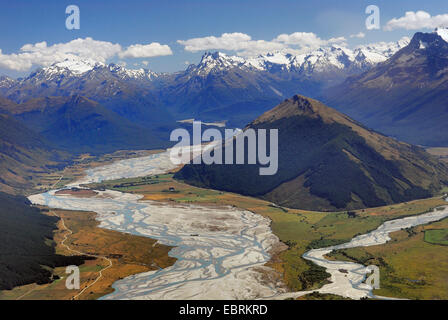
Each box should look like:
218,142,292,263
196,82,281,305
2,21,448,303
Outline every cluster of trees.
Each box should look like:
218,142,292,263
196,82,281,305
298,260,331,290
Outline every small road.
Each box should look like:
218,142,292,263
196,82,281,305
16,210,113,300
50,174,64,189
51,210,113,300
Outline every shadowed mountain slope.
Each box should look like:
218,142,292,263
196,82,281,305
176,95,448,211
323,31,448,147
3,95,170,154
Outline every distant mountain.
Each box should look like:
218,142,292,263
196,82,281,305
3,95,169,154
242,37,409,82
0,38,410,130
323,29,448,147
156,52,315,127
0,98,67,194
176,38,409,81
155,39,408,126
0,58,172,126
0,94,17,112
176,95,448,211
0,76,17,93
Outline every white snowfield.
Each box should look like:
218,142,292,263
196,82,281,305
29,148,448,300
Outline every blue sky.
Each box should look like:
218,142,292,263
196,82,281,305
1,0,448,76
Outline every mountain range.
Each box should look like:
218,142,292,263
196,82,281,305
0,37,408,128
175,95,448,211
322,28,448,147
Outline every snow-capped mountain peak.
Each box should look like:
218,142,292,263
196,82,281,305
27,57,158,83
0,75,17,89
190,37,410,78
192,52,247,75
435,27,448,42
51,58,103,75
108,63,158,81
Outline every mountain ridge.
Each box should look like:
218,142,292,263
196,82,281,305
5,95,170,154
322,29,448,147
0,38,409,128
176,95,448,211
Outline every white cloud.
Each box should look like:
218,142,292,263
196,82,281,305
0,37,172,71
178,32,286,57
350,32,366,39
384,11,448,31
119,42,172,58
236,40,287,56
274,32,346,48
178,32,346,57
177,33,253,52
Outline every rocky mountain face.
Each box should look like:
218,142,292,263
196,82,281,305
175,95,448,211
323,29,448,147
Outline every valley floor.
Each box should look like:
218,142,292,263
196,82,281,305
2,149,448,300
86,171,448,299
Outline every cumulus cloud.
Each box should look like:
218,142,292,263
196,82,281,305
0,37,172,71
384,11,448,31
119,42,172,58
178,32,286,56
236,40,287,56
274,32,346,48
178,32,347,57
177,33,253,52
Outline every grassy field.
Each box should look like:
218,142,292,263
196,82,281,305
0,207,175,300
85,173,447,294
424,229,448,246
326,217,448,299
